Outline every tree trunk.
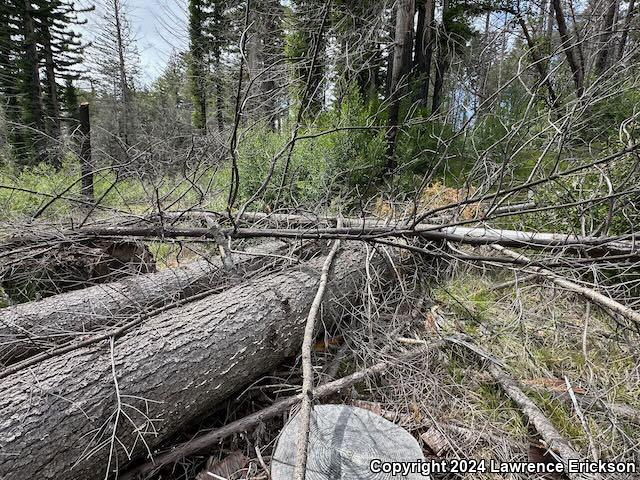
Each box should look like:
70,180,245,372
552,0,585,97
431,0,450,114
113,0,132,144
384,0,415,174
414,0,435,105
260,0,282,130
41,25,61,155
0,246,373,480
21,0,46,163
516,16,559,108
79,102,94,204
594,0,619,75
0,241,290,364
617,0,636,61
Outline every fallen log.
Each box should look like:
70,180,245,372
160,210,637,256
0,244,373,480
5,213,637,256
120,343,442,480
0,239,155,303
0,241,292,364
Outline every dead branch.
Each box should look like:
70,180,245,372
120,343,442,480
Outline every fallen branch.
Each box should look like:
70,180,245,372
294,223,342,480
491,244,640,326
448,338,599,480
121,343,441,480
6,219,637,256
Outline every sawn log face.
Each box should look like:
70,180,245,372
0,245,369,480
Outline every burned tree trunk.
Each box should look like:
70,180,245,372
0,241,290,364
0,245,375,480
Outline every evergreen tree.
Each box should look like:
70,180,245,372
188,0,208,131
0,2,25,161
33,0,88,143
287,0,329,114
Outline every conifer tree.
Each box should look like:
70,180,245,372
188,0,208,131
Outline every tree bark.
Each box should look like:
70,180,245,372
79,102,94,203
0,241,290,364
594,0,619,75
617,0,636,61
552,0,585,97
431,0,450,113
0,246,373,480
515,15,559,108
384,0,415,173
414,0,435,105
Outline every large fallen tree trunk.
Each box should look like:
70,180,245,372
0,244,373,480
0,241,292,364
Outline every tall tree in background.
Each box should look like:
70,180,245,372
35,0,87,142
552,0,584,97
594,0,619,75
92,0,139,149
288,0,329,115
0,0,85,166
259,0,284,129
414,0,435,105
246,0,284,128
188,0,208,131
19,0,46,162
431,0,450,113
384,0,414,173
617,0,636,61
0,2,24,159
334,1,384,103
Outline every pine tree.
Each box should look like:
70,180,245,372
91,0,140,148
0,2,25,161
288,0,329,114
188,0,208,131
0,0,86,166
33,0,88,144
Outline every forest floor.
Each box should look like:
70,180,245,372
142,243,640,480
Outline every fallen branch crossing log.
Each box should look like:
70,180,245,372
0,245,373,480
0,241,292,364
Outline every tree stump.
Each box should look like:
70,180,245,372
271,404,425,479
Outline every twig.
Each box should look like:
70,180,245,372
564,376,600,462
293,220,342,480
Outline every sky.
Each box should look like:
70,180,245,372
79,0,188,86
